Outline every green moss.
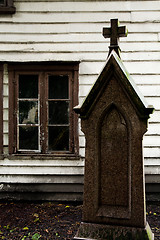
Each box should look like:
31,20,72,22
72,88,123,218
146,224,154,240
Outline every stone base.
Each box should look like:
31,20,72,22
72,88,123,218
74,222,154,240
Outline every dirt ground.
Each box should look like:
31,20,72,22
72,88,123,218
0,201,159,240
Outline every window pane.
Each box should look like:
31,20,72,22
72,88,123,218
0,0,5,5
49,75,68,99
19,75,38,99
19,101,38,124
48,126,69,151
49,101,69,124
19,126,38,150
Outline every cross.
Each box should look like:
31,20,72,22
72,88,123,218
103,19,127,57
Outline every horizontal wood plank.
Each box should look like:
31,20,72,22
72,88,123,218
14,1,160,12
0,174,84,184
0,33,157,43
0,166,84,175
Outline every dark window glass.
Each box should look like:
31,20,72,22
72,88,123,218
18,75,39,151
49,75,68,99
48,75,70,152
19,126,38,150
19,75,38,99
19,101,38,124
10,65,78,154
48,126,69,151
49,101,69,124
0,0,5,5
0,0,16,14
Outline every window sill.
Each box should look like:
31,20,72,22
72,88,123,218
6,154,81,161
0,6,16,14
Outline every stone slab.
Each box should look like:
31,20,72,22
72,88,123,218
74,222,154,240
74,46,154,239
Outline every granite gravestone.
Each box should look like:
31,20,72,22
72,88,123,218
74,19,154,240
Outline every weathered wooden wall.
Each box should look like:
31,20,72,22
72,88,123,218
0,0,160,200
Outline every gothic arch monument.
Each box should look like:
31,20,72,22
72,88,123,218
74,49,154,239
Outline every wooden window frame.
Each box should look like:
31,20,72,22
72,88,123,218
9,62,79,157
0,0,16,14
0,65,3,154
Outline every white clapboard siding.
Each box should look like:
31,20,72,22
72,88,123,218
79,75,98,85
122,52,160,61
146,123,160,135
0,52,103,62
145,159,160,166
79,62,105,75
132,75,160,85
144,148,160,159
0,0,160,199
3,121,8,134
3,84,8,96
0,52,159,64
0,22,160,34
79,61,160,75
15,1,160,12
0,33,106,43
145,97,160,110
2,41,160,52
138,85,160,97
16,1,133,12
0,42,160,54
0,175,84,184
0,159,84,166
79,136,85,147
3,134,8,146
124,62,160,75
148,111,160,123
2,12,131,23
0,165,84,175
131,11,160,22
3,109,8,121
0,32,157,43
79,85,93,98
144,146,160,160
144,136,160,147
3,96,8,108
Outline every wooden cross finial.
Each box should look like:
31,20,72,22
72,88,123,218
103,19,127,57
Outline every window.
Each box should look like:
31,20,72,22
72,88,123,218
9,62,79,155
0,0,16,14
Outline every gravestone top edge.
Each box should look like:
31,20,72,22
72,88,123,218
74,50,154,119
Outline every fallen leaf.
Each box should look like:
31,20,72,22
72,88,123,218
21,236,27,240
32,233,41,240
23,227,29,230
67,230,72,234
34,218,40,223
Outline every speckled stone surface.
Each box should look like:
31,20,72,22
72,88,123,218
74,222,154,240
74,51,154,239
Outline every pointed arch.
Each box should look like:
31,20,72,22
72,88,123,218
96,103,131,218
